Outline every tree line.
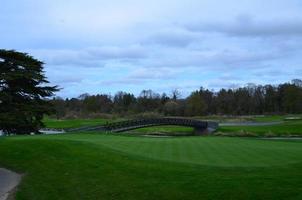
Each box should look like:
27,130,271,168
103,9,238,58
51,79,302,119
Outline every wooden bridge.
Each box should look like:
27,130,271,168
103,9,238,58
66,118,218,134
105,118,218,134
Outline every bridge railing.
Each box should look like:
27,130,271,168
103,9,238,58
104,118,209,131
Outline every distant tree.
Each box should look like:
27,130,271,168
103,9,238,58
216,89,234,114
185,91,207,116
78,93,90,100
263,85,279,113
83,94,113,113
160,93,170,104
137,90,161,112
83,95,98,113
51,97,66,119
171,89,181,100
113,91,136,114
252,86,265,114
163,101,180,116
279,83,302,113
0,50,58,134
292,79,302,88
234,88,251,115
66,98,83,113
198,88,214,114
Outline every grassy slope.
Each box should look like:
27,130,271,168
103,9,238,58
251,115,285,122
0,134,302,200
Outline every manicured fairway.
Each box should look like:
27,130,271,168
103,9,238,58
0,133,302,200
51,134,302,167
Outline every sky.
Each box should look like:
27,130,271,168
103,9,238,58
1,0,302,98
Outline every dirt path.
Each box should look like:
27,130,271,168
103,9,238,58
0,168,21,200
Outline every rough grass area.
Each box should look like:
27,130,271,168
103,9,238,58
219,120,302,136
0,134,302,200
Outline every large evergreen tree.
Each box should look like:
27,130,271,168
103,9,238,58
0,50,58,135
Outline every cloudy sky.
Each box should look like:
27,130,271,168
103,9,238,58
1,0,302,97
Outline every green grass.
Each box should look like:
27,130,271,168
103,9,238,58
251,115,302,122
0,133,302,199
219,120,302,136
42,118,112,129
198,114,302,123
251,115,285,122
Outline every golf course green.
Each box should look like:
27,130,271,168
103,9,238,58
0,133,301,199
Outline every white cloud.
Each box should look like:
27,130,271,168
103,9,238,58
29,45,147,67
143,28,200,47
1,0,302,97
187,15,302,37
